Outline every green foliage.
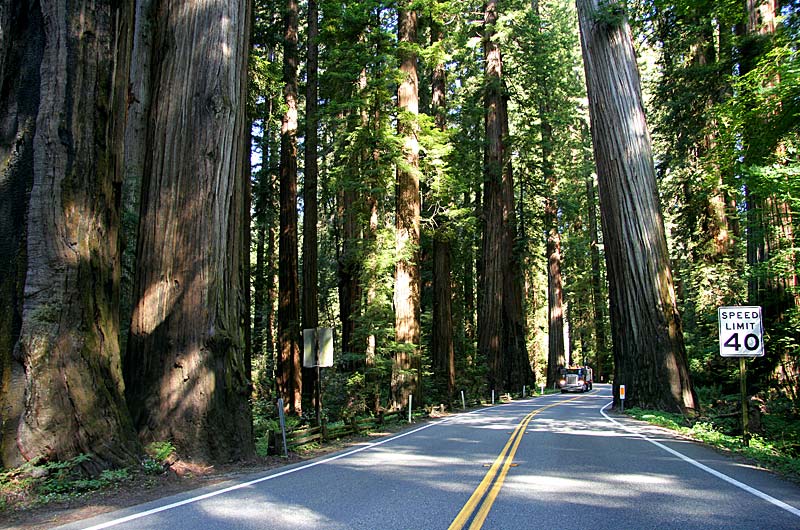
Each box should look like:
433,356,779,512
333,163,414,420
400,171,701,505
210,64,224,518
627,407,690,430
591,1,628,29
0,454,132,510
628,388,800,479
255,434,272,458
319,370,373,420
139,441,177,475
638,0,799,402
145,441,176,463
251,397,305,456
246,0,798,423
140,458,164,475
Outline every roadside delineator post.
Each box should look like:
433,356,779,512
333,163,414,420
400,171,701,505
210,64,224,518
277,398,288,458
619,385,626,413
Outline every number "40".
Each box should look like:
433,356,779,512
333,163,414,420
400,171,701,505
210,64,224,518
724,332,760,352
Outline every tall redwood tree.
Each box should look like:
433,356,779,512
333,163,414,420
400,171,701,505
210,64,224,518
277,0,302,414
124,0,255,461
0,0,139,471
393,0,422,409
480,0,532,394
576,0,697,413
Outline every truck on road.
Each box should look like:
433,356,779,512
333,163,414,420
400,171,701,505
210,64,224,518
558,366,593,393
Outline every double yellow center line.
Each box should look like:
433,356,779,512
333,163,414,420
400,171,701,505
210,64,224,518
448,395,585,530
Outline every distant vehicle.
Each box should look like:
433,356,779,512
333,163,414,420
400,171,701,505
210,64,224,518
558,366,593,393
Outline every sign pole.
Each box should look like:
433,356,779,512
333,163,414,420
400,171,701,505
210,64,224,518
718,306,763,447
277,398,288,458
740,357,750,447
314,328,322,427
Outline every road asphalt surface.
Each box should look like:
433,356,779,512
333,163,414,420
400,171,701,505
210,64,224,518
56,384,800,529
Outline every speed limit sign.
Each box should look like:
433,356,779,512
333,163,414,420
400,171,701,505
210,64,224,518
718,306,764,357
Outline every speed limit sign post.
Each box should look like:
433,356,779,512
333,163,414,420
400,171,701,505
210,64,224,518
718,306,764,447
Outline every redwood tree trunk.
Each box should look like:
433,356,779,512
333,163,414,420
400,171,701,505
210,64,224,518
577,0,697,413
302,0,320,414
124,0,254,461
278,0,302,415
0,0,41,468
480,0,507,394
338,184,363,364
1,0,140,471
433,236,456,401
393,1,421,409
586,162,608,380
535,4,566,385
430,21,456,402
480,0,531,394
463,192,477,342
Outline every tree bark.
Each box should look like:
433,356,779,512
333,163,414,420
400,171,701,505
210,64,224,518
120,0,156,356
337,184,362,364
0,0,41,468
586,160,608,380
277,0,302,415
266,201,277,374
480,0,531,394
464,192,476,343
430,20,456,402
254,217,267,359
577,0,697,413
534,0,566,387
125,0,254,461
433,236,456,401
393,1,421,410
302,0,320,414
480,0,507,394
1,0,140,471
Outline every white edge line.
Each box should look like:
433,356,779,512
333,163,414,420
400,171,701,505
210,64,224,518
80,398,555,530
80,421,442,530
600,400,800,519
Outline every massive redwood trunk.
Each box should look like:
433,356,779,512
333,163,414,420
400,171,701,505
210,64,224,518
0,0,139,471
393,1,421,410
577,0,697,413
124,0,254,461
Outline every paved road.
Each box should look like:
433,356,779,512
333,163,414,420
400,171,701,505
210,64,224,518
58,385,800,529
